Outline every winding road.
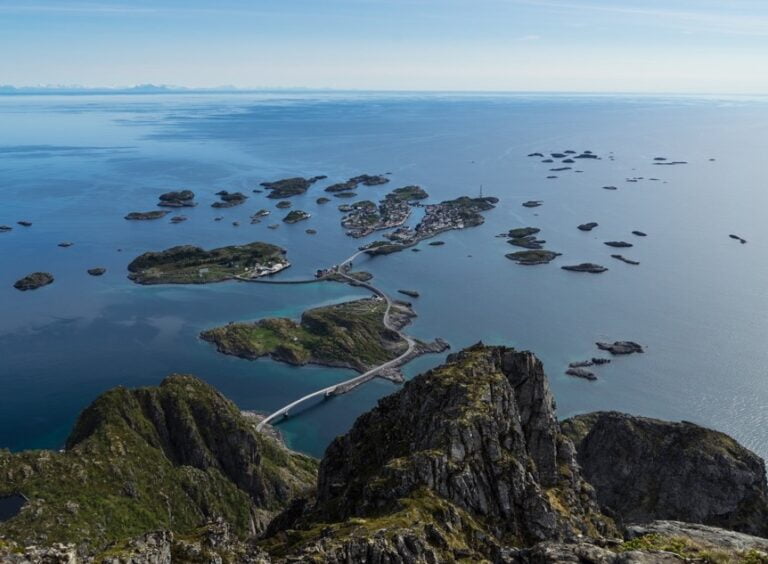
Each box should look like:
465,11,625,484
254,251,416,432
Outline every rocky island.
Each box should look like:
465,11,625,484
597,340,644,354
324,174,389,193
127,242,289,284
201,297,417,372
562,263,608,273
282,210,310,223
260,175,327,198
157,189,195,207
13,272,54,291
506,249,561,265
212,191,248,208
612,254,640,265
124,210,169,220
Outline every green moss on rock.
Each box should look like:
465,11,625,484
0,375,316,553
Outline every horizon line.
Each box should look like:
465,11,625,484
1,85,767,98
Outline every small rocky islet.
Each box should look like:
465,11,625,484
211,190,247,208
13,272,54,291
324,173,389,193
506,249,561,265
398,289,420,298
505,227,546,249
562,263,608,273
597,340,644,355
260,175,326,198
157,189,195,207
730,234,748,244
124,210,170,220
611,254,640,265
282,210,310,224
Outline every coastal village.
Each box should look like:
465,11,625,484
362,195,498,253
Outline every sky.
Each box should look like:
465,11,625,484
1,0,767,93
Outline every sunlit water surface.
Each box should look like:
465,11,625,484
1,92,767,459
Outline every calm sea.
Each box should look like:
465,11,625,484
1,92,767,459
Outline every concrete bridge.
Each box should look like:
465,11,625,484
255,262,415,432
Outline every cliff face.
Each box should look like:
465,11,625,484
263,344,616,561
562,411,768,537
3,346,768,563
0,375,316,552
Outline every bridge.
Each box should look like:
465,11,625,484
254,256,416,432
236,249,369,285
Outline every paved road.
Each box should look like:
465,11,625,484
236,249,369,285
255,258,416,432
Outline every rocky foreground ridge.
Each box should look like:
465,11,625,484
2,345,768,562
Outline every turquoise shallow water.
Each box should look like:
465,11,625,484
1,92,768,459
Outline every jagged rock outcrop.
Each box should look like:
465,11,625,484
0,375,316,554
562,412,768,536
263,344,616,560
4,345,768,562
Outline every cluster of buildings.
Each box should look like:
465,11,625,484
244,259,290,279
342,199,412,238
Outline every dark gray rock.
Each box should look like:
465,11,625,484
562,263,608,273
125,210,170,220
611,255,640,265
562,412,768,536
13,272,54,291
596,341,643,355
158,190,196,207
313,345,615,545
566,367,596,381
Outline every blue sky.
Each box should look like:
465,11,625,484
1,0,767,92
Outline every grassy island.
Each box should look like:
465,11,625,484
127,242,289,284
200,297,410,372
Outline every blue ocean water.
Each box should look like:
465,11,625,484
1,92,767,460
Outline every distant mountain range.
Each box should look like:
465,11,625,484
0,84,318,95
